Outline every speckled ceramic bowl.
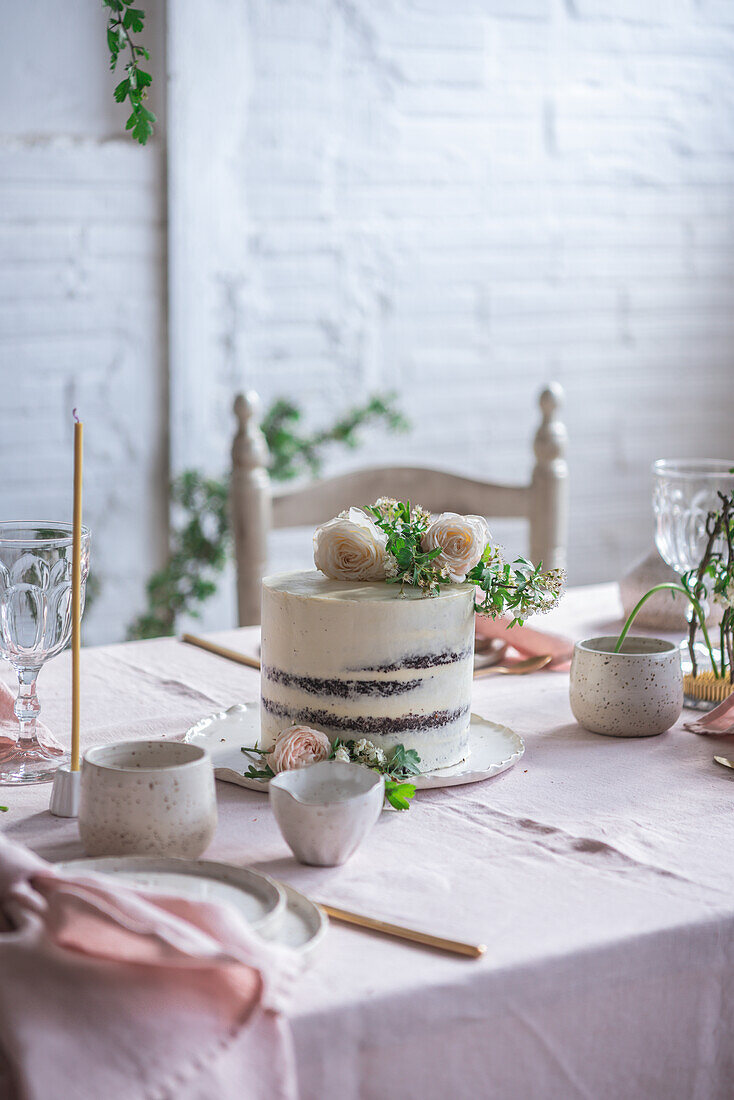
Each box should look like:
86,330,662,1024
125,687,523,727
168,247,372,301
79,741,217,858
570,636,683,737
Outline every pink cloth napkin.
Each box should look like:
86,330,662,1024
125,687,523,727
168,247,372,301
0,680,63,752
684,693,734,735
475,617,574,670
0,837,301,1100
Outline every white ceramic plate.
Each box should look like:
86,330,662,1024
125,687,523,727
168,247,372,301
264,881,328,953
185,703,524,791
56,856,327,954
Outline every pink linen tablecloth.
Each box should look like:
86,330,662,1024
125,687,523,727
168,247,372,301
3,584,734,1099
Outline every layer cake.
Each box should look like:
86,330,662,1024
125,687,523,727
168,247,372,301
260,570,474,770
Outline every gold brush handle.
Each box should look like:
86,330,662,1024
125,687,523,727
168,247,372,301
319,903,486,958
181,633,261,670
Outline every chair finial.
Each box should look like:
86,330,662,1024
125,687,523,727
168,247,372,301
538,381,563,420
232,391,268,470
534,382,567,465
234,390,261,425
530,382,568,571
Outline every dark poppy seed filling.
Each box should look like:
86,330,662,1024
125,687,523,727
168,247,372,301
353,646,472,672
262,666,422,699
262,697,470,734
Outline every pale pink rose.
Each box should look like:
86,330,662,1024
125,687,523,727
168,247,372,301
269,725,331,773
313,508,389,582
421,512,490,583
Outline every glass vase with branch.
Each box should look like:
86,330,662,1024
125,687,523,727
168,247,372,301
616,486,734,707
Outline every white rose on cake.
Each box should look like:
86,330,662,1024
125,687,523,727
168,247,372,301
314,508,389,581
421,513,489,583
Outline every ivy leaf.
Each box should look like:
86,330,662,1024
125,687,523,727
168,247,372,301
123,6,145,32
131,110,155,144
385,780,416,811
104,1,155,144
389,743,421,777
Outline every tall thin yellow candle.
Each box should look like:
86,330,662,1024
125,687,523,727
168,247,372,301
71,412,83,772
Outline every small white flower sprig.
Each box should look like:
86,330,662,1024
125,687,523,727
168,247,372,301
331,737,421,810
241,726,421,810
314,497,565,626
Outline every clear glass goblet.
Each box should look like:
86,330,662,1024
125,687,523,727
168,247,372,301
652,460,734,672
0,522,90,784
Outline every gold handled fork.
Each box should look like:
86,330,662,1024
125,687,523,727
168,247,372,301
473,654,552,678
181,633,261,670
318,902,486,958
182,633,552,678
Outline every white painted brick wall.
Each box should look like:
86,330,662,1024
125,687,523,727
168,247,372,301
0,140,165,645
4,0,734,641
0,2,166,645
218,0,734,610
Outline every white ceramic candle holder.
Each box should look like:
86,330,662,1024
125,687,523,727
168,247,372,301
49,764,81,817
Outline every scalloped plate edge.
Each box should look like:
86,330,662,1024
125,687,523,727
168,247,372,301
185,704,524,792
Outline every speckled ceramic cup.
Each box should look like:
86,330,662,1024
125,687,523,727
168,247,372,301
79,741,217,858
570,636,683,737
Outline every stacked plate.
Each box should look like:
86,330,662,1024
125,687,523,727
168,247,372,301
57,856,327,955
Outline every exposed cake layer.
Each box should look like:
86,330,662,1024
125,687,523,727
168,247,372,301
260,571,475,770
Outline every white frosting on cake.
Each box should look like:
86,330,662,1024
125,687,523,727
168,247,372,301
260,570,475,771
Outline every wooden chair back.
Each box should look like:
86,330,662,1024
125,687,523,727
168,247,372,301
230,383,568,625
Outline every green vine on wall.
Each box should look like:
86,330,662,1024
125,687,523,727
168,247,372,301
127,394,409,640
262,395,408,481
103,0,156,145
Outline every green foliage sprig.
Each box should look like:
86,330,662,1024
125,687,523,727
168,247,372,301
366,499,443,594
332,738,421,810
240,738,421,810
128,472,228,640
103,1,156,145
614,485,734,679
682,487,734,681
127,394,409,640
262,394,408,482
366,498,565,623
240,745,274,782
467,553,565,626
613,582,716,669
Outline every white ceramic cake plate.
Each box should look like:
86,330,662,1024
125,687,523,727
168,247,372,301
185,703,524,791
57,856,327,955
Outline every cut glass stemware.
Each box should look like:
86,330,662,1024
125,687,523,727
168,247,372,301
0,521,90,784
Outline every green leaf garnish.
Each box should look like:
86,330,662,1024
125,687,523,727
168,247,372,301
387,743,421,778
384,780,416,811
240,745,275,781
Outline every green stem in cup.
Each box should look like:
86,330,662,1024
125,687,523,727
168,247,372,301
614,583,719,677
